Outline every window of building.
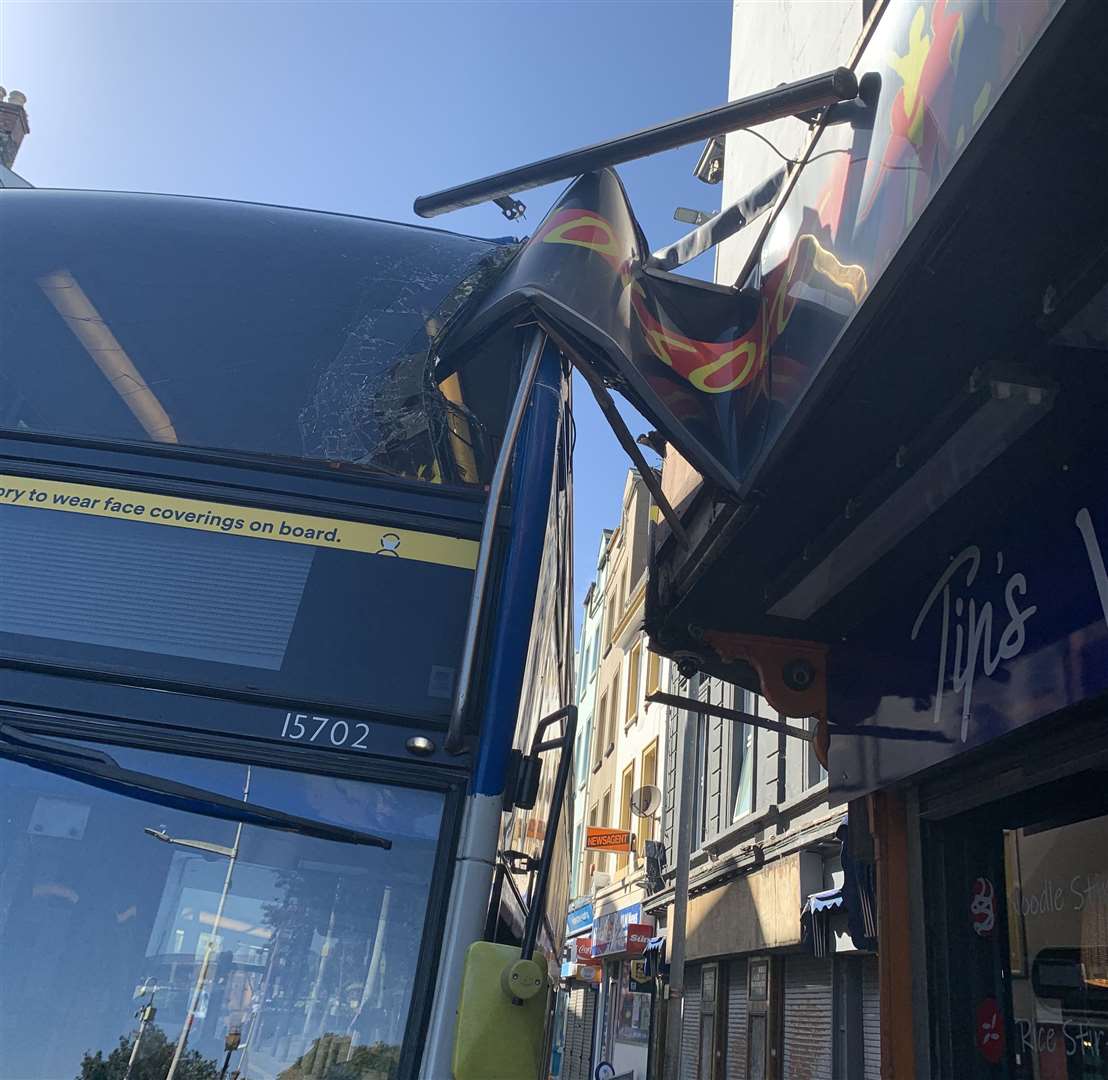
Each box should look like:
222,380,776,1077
606,682,617,755
617,764,634,874
639,738,658,859
600,788,612,873
805,716,827,788
731,689,755,823
590,625,601,676
621,566,630,612
625,640,642,727
646,648,661,699
594,692,608,769
692,708,710,848
585,803,599,892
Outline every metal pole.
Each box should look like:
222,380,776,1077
662,701,699,1080
414,67,858,218
165,769,250,1080
123,994,157,1080
446,328,548,754
520,705,578,963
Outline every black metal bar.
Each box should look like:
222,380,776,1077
520,704,577,963
414,67,858,218
646,691,813,741
483,861,507,942
648,166,787,271
576,363,692,550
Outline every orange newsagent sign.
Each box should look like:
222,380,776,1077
586,827,633,852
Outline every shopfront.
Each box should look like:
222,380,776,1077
591,902,654,1079
635,0,1108,1073
556,898,600,1080
917,738,1108,1079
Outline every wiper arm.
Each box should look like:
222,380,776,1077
0,725,391,850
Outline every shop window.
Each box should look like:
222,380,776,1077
927,768,1108,1080
625,640,642,727
614,959,652,1046
617,764,634,874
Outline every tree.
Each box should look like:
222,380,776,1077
276,1033,400,1080
76,1024,218,1080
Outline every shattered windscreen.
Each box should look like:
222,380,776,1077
0,189,519,485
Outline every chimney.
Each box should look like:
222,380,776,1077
0,89,30,169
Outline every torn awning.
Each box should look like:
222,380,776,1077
435,168,770,495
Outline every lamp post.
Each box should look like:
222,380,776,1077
147,767,251,1080
122,982,159,1080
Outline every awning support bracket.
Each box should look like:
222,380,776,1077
576,362,692,551
646,690,813,742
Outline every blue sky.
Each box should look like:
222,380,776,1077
0,0,732,621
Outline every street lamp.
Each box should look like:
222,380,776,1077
122,981,160,1080
147,767,251,1080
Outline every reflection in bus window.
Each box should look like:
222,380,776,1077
0,742,444,1080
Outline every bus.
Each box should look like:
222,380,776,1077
0,186,574,1080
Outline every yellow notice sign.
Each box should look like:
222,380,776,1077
0,473,478,570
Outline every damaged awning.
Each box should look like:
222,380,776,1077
437,168,763,495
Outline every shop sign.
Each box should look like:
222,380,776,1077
437,2,1061,498
626,924,652,955
971,877,996,938
586,827,633,852
627,957,654,996
976,998,1005,1065
831,453,1108,797
566,898,593,936
576,964,602,985
575,937,594,963
592,904,653,958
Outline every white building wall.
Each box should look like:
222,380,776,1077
715,0,864,286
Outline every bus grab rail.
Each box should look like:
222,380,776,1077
446,328,548,755
519,703,577,964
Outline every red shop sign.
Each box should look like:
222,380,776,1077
626,924,652,955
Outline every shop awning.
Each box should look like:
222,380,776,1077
643,936,667,979
804,888,844,915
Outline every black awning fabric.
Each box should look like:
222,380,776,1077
436,169,765,495
801,818,877,957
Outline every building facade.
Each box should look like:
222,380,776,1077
641,0,1107,1077
556,471,672,1080
651,666,878,1080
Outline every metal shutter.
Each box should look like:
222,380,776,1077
563,985,597,1080
782,955,833,1080
861,956,880,1080
681,978,702,1080
726,959,748,1080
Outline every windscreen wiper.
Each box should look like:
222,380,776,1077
0,724,391,850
